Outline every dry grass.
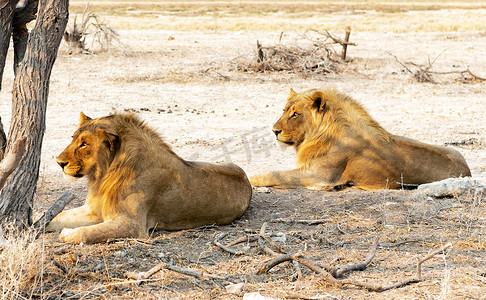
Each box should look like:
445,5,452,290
0,226,51,300
65,1,486,32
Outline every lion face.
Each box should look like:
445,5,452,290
57,113,117,178
272,89,326,148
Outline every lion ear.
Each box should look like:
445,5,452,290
288,88,298,100
311,91,326,112
96,129,119,151
79,112,92,126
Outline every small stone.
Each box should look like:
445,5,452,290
225,282,244,294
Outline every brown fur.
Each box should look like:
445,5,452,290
46,113,252,244
250,88,471,190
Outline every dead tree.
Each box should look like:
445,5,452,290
0,0,69,229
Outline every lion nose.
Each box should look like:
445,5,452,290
57,160,68,169
273,129,282,137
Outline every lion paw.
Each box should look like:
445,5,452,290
60,228,84,244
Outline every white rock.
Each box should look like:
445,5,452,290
417,177,486,197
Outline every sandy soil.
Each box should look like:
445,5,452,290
0,19,485,299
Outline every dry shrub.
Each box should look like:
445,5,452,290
0,225,50,299
236,29,352,76
64,5,119,53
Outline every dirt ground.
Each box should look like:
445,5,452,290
0,3,485,299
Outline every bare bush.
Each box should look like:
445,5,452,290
388,50,486,84
64,5,119,53
236,28,355,76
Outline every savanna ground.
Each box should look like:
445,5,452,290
1,1,486,299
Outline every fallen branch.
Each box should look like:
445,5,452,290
379,240,419,248
126,261,235,283
255,230,451,292
274,218,329,225
256,251,301,275
333,236,379,278
33,191,75,238
125,262,166,280
226,235,257,247
339,243,453,291
214,240,243,256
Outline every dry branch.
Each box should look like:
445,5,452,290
333,236,379,278
32,191,75,237
226,235,257,247
255,227,451,293
214,240,243,256
333,243,452,291
257,251,301,275
126,261,234,283
274,218,329,225
259,222,285,255
387,50,484,83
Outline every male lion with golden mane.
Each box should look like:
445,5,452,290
250,88,471,190
46,113,252,244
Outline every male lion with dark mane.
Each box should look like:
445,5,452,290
250,88,471,190
47,113,252,244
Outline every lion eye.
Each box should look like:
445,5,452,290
79,141,88,148
291,112,299,118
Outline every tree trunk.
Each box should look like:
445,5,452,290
0,0,68,229
0,0,16,91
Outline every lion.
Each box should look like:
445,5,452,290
250,88,471,190
46,113,252,244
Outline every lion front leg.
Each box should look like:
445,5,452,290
250,169,334,190
46,205,103,232
59,215,145,244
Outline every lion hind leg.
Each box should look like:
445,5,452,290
46,205,102,232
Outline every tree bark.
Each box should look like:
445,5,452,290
13,0,38,74
0,0,68,228
0,0,16,91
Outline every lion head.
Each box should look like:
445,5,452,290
272,88,332,149
57,112,119,179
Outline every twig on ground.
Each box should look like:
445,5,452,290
274,218,329,225
259,222,285,254
379,240,419,248
214,240,243,256
126,261,235,283
226,235,257,247
336,223,351,235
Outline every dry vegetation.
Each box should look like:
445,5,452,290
1,1,485,299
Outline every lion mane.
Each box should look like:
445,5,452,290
250,88,471,190
47,113,252,244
